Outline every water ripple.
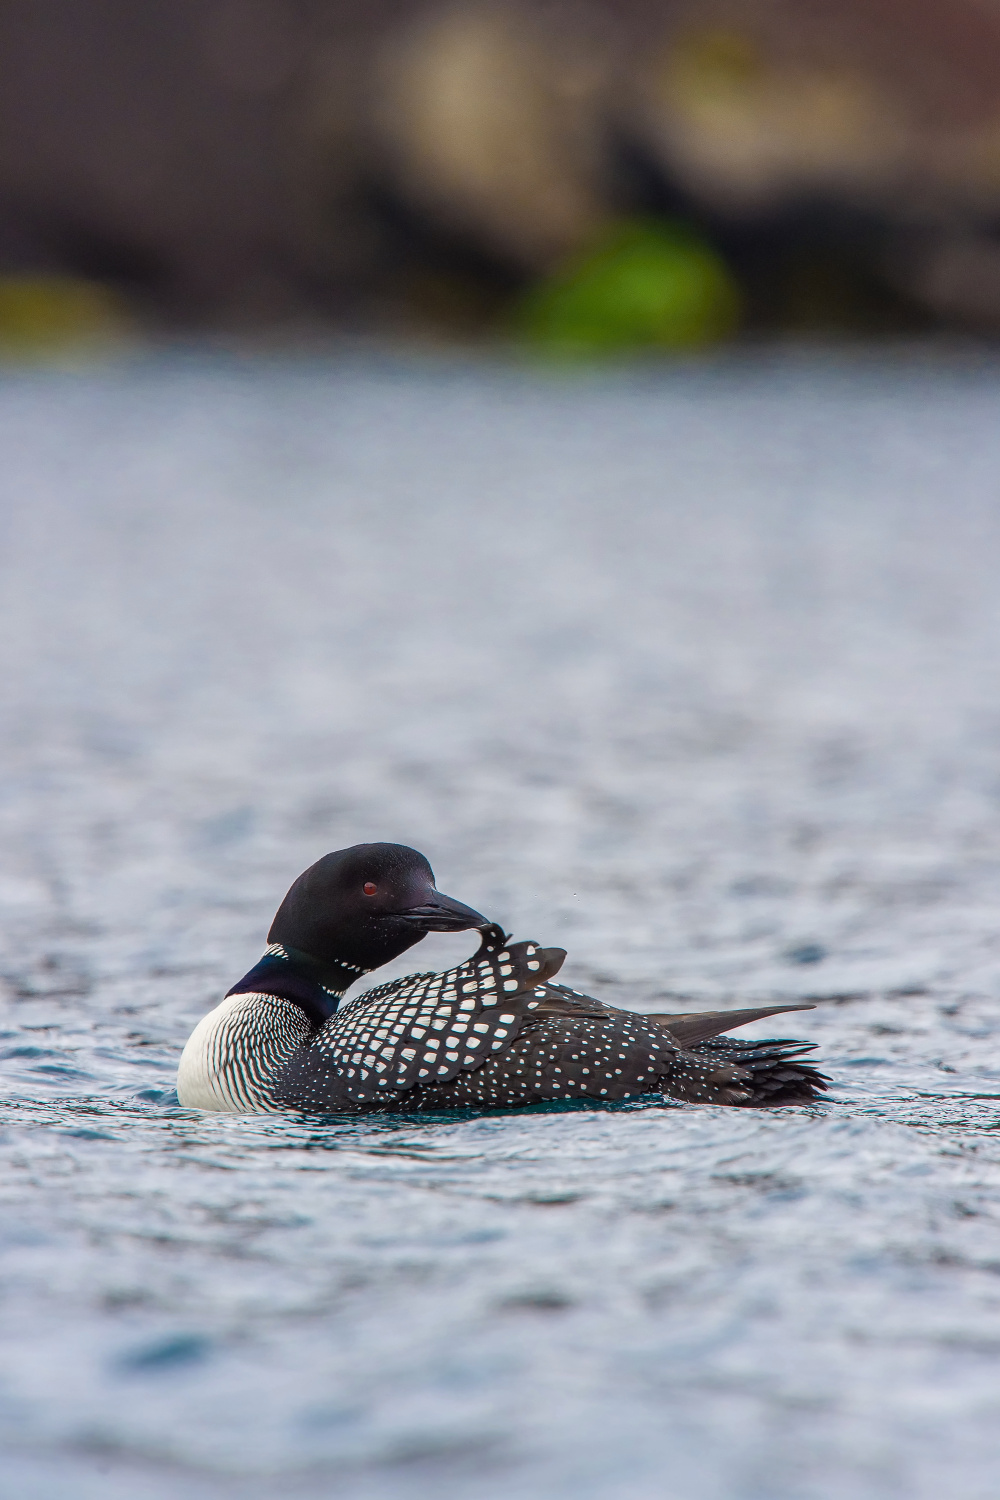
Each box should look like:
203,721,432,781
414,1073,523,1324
3,352,1000,1499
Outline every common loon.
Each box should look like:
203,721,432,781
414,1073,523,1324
177,843,828,1112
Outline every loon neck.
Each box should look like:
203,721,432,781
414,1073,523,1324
226,943,370,1027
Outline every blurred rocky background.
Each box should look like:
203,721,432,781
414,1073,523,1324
5,0,1000,352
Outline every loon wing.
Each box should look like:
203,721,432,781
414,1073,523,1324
529,987,816,1047
271,931,572,1108
645,1003,817,1048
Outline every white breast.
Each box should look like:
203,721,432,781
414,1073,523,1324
177,992,310,1112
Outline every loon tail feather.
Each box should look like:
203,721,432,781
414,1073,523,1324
646,1003,816,1048
661,1026,829,1107
695,1036,829,1107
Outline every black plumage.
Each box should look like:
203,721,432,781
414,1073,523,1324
270,927,827,1112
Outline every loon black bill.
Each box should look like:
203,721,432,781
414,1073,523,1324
396,891,489,932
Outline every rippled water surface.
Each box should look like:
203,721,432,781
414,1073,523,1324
3,350,1000,1500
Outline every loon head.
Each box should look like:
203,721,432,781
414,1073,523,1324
267,843,489,976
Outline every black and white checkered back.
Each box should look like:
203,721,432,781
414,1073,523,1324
311,929,552,1103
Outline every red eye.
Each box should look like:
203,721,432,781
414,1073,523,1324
363,882,377,896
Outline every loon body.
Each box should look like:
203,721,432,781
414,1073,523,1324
177,844,828,1113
